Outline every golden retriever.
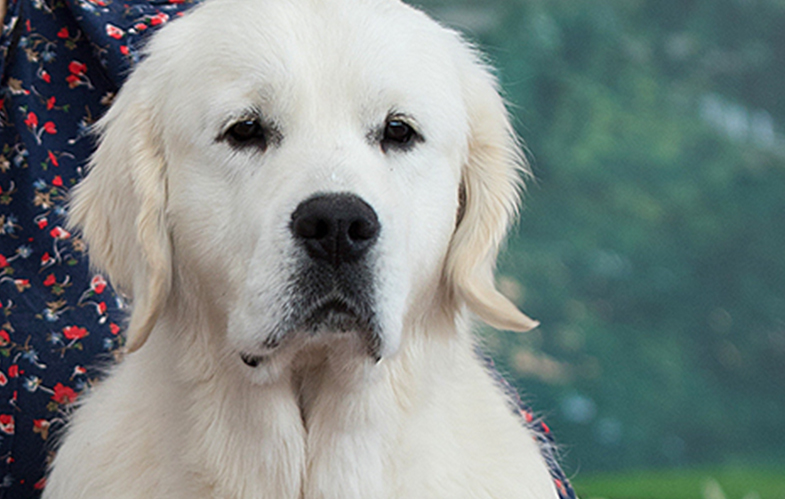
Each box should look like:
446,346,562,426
44,0,560,497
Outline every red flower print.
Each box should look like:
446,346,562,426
150,13,169,26
0,254,7,267
14,279,30,292
43,121,57,134
52,175,63,186
34,478,47,491
106,24,124,40
57,27,69,38
66,75,79,85
41,252,52,264
0,415,14,435
7,365,18,378
25,112,38,128
0,330,9,346
52,383,78,405
69,61,87,76
98,302,107,314
63,326,88,340
46,96,56,110
43,274,56,286
48,151,59,167
110,323,121,335
50,226,71,239
0,372,6,386
120,45,130,56
41,70,51,83
91,275,107,294
134,23,147,31
33,419,51,441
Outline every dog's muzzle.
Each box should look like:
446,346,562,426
242,193,383,367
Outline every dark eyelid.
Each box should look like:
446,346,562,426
387,112,420,134
218,110,263,138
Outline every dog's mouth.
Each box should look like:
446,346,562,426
302,296,370,333
299,292,381,360
241,281,382,368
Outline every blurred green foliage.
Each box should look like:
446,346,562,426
416,0,785,474
575,466,785,499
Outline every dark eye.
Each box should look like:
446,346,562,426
381,117,419,152
225,119,267,149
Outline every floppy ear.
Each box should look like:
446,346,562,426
444,52,539,333
68,84,171,353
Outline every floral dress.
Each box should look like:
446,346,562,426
0,0,577,497
0,0,194,496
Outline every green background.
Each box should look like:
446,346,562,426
415,1,785,497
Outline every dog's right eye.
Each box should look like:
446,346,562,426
224,119,268,149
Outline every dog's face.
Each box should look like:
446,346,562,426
69,0,538,372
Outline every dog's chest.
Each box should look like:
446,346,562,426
182,349,397,499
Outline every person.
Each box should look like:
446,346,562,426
0,0,195,495
0,1,576,497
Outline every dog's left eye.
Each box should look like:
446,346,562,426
224,119,268,149
381,117,420,152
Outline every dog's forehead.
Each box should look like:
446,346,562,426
145,0,467,127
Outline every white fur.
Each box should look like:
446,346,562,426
45,0,557,497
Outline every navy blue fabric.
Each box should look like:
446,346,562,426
0,1,577,497
0,1,195,496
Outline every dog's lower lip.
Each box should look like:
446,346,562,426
312,299,355,320
304,298,370,336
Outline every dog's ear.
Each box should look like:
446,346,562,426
68,83,171,353
445,52,539,333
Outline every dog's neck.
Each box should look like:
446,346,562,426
146,290,463,499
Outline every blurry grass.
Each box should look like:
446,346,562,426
573,467,785,499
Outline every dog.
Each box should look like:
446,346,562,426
43,0,562,497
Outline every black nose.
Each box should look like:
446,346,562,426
291,193,380,267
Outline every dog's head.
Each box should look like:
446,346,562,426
69,0,537,366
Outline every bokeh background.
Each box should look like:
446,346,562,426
414,1,785,497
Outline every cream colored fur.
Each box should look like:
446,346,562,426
44,0,559,497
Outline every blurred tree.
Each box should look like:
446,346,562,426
416,0,785,473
